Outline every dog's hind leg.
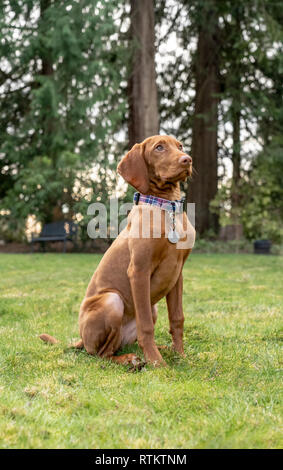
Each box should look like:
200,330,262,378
80,292,123,357
152,304,158,325
80,292,142,367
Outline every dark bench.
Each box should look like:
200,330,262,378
254,239,271,254
30,221,77,253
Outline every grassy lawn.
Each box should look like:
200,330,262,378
0,253,282,449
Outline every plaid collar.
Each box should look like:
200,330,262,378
133,192,185,213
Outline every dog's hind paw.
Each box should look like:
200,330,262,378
67,339,84,350
111,353,146,371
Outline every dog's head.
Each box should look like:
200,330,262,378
117,135,192,193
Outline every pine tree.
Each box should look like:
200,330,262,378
214,0,283,241
156,0,223,235
155,0,283,239
188,0,220,235
0,0,125,231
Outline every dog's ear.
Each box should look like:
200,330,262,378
117,143,149,194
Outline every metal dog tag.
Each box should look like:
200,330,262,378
168,229,180,244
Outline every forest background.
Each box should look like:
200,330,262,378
0,0,282,248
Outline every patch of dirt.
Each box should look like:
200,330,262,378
0,239,111,254
0,243,31,254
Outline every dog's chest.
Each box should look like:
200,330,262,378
150,247,186,302
126,205,195,301
128,205,195,249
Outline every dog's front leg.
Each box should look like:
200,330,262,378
166,273,185,356
127,244,165,366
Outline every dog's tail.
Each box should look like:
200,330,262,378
39,333,84,349
39,333,60,344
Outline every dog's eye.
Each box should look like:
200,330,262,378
155,145,164,151
179,144,183,150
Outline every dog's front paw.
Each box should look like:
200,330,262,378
144,347,166,367
172,344,186,357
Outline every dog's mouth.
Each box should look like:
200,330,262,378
159,166,192,183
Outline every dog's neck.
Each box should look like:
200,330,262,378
147,178,181,201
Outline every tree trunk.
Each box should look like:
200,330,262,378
128,0,159,148
231,98,241,211
187,4,220,235
231,8,242,217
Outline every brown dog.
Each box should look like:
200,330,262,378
40,135,195,366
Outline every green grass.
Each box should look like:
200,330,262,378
0,253,282,449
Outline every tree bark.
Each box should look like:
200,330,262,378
231,8,242,216
128,0,159,148
187,4,220,235
231,98,241,211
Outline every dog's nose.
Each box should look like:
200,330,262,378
179,155,192,166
